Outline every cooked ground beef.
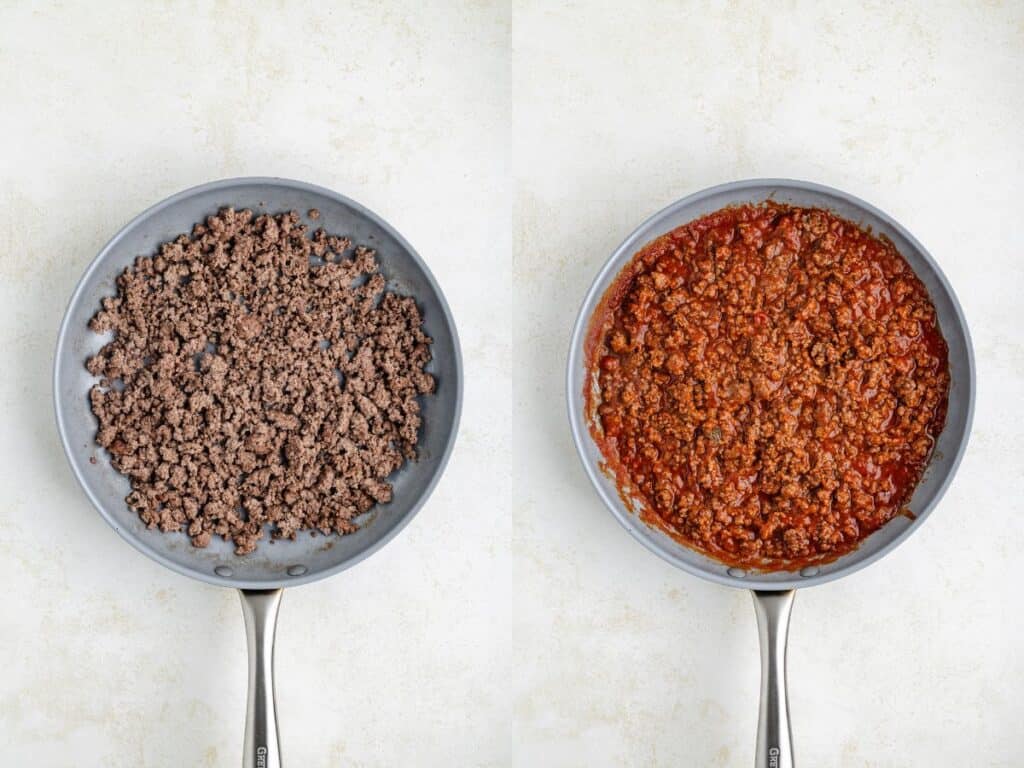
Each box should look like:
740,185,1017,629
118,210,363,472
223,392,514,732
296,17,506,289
586,203,949,569
86,207,434,554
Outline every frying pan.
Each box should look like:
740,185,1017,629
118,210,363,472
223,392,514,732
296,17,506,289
53,177,463,767
567,179,974,767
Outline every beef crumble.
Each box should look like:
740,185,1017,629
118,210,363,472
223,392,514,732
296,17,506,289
86,208,435,554
586,203,949,569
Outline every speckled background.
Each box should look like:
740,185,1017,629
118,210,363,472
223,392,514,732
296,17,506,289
1,2,1021,766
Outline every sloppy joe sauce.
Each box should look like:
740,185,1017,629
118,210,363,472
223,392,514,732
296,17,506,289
585,204,949,570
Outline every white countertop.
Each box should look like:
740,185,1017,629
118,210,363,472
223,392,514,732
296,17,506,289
1,2,1021,766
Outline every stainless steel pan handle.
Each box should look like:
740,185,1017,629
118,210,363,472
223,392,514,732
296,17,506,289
240,589,284,768
751,590,795,768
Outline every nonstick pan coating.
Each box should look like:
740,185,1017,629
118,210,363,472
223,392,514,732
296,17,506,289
567,178,974,591
54,177,463,590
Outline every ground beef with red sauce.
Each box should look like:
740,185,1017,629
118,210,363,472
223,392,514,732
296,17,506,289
586,203,949,569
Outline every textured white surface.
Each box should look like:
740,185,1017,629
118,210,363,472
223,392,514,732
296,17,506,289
1,2,1021,766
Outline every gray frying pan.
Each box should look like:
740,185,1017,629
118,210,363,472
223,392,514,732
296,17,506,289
54,178,463,767
567,179,974,767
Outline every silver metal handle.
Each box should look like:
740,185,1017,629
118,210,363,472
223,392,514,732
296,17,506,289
240,589,284,768
751,590,796,768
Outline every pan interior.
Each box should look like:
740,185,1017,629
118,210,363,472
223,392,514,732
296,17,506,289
55,178,462,590
567,179,974,591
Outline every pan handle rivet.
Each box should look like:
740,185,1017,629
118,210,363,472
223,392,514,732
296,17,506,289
214,565,234,577
800,566,819,577
287,565,308,576
727,567,747,578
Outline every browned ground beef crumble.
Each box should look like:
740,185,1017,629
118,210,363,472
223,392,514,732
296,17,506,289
87,208,434,554
586,203,949,569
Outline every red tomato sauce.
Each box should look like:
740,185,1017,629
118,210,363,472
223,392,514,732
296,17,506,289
585,204,949,570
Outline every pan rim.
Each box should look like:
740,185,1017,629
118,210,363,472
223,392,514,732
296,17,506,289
54,176,463,590
566,177,975,591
